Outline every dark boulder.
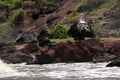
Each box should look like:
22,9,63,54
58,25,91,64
37,30,47,41
16,37,25,44
106,59,120,67
6,51,33,64
38,39,52,47
34,54,55,64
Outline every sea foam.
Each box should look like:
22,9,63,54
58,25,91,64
0,59,15,73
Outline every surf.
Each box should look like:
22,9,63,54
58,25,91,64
0,59,15,73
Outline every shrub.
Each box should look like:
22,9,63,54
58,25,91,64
0,1,8,9
0,22,13,35
9,8,25,26
0,22,13,28
47,24,70,39
0,0,30,9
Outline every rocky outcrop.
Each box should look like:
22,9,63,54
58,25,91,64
0,43,34,64
5,51,33,64
105,40,120,67
54,41,93,62
0,38,120,65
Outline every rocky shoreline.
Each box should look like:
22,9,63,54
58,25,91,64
0,38,120,67
0,0,119,67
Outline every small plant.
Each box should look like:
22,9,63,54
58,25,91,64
47,24,70,39
0,22,13,28
9,8,25,26
0,22,14,35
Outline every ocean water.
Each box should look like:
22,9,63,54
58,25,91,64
0,60,120,79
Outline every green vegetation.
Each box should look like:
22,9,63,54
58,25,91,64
9,8,25,26
0,22,13,35
0,22,13,28
0,8,26,37
5,40,16,45
50,37,74,42
0,0,30,9
66,12,80,23
47,24,70,39
0,1,7,9
0,0,63,9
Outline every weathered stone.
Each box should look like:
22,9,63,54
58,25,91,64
6,51,33,64
54,41,93,62
34,54,55,64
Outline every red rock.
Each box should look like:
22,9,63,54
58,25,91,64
54,41,93,62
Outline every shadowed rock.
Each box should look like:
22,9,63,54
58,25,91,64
106,59,120,67
7,51,33,64
34,54,55,64
68,21,95,40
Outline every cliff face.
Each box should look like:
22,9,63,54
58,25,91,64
0,0,119,43
0,0,84,42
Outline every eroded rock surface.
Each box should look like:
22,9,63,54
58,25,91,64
0,38,120,65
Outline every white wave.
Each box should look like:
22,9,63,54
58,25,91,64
0,59,16,73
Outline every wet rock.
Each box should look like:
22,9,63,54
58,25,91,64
106,59,120,67
35,54,55,64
